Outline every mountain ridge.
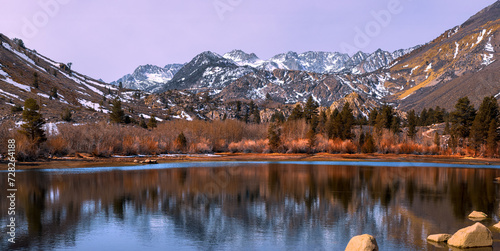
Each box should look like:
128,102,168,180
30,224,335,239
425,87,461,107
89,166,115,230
113,46,420,93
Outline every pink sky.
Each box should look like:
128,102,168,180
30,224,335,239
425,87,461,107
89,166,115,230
0,0,496,82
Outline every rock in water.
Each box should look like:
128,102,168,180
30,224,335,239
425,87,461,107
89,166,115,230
468,211,488,219
492,222,500,230
447,223,492,248
427,234,451,242
345,234,378,251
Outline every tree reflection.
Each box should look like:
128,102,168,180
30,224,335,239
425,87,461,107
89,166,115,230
1,163,500,250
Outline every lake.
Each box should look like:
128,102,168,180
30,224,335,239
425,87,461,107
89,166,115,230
2,161,500,250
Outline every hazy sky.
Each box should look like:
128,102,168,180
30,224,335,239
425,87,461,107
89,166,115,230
0,0,496,82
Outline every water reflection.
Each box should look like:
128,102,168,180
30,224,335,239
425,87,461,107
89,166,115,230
1,163,500,250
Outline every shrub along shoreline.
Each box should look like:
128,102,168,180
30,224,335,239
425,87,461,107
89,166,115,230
1,95,499,161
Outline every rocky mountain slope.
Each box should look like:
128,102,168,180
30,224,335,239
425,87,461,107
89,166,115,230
385,0,500,111
1,1,499,124
114,47,419,93
0,35,182,123
110,63,183,92
0,35,288,123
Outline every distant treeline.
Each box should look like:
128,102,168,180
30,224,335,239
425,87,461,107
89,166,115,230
1,95,499,161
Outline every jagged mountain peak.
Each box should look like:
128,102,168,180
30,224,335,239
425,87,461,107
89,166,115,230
224,50,259,60
190,51,234,66
223,50,261,66
134,64,163,72
112,63,183,92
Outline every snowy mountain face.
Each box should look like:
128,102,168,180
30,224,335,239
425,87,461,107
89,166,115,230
222,48,417,75
114,47,418,93
223,50,263,67
111,63,183,92
298,51,352,73
159,51,258,92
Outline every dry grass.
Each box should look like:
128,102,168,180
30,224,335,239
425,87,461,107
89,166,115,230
327,138,357,154
3,118,498,159
228,139,269,153
285,139,309,153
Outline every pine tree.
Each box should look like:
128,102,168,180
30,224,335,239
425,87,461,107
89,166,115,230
252,108,261,124
434,132,440,148
270,111,285,123
235,101,242,120
444,121,450,135
358,130,366,150
175,132,187,151
362,133,376,153
267,122,282,152
451,97,476,139
381,105,394,129
375,112,385,135
317,110,328,135
326,110,336,139
407,110,417,139
419,108,428,126
61,108,72,122
450,132,458,151
33,72,39,89
243,110,249,123
426,108,435,125
303,96,319,124
147,115,157,129
50,87,58,99
20,98,46,144
368,108,378,126
471,96,499,147
471,118,483,150
326,109,342,139
110,98,125,123
139,118,147,129
340,102,354,139
306,128,316,152
288,104,304,121
249,101,255,114
390,115,401,134
487,120,498,157
236,101,241,113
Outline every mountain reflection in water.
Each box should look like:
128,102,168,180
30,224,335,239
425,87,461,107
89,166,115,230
1,162,500,250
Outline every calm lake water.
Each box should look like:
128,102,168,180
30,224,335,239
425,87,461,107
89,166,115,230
2,161,500,250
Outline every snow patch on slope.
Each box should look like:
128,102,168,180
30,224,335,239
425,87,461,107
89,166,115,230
424,63,432,72
482,54,495,66
0,67,31,92
78,99,101,111
485,37,495,52
474,29,487,47
2,42,45,72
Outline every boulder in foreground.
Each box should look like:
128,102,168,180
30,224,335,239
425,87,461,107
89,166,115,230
447,223,492,248
345,234,378,251
427,234,451,242
492,222,500,230
468,211,487,219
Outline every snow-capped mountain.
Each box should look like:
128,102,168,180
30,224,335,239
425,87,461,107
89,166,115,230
111,63,183,92
165,51,403,106
222,48,418,75
223,50,263,67
158,51,258,92
113,47,418,92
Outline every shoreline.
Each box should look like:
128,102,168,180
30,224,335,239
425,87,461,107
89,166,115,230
6,153,500,170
